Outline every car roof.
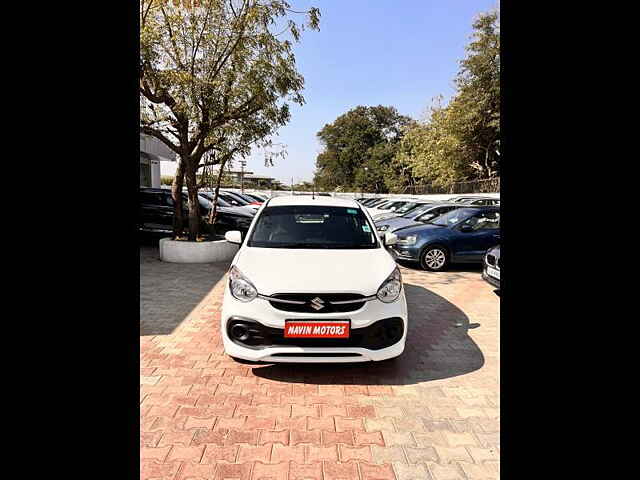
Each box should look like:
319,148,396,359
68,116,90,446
266,195,360,208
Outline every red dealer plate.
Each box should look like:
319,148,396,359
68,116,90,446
284,320,350,338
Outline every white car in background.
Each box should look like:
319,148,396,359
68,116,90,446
372,200,434,222
367,197,421,218
221,195,408,363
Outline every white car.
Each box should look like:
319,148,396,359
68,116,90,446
221,195,408,363
367,198,419,218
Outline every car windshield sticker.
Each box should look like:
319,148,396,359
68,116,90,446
295,214,325,224
347,209,357,214
362,224,371,232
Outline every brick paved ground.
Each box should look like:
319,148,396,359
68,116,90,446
141,250,500,480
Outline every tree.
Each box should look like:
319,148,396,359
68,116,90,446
451,10,500,178
393,9,500,187
140,0,319,240
313,105,411,192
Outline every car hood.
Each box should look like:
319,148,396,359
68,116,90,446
234,247,397,296
373,212,400,221
379,217,422,231
392,223,448,237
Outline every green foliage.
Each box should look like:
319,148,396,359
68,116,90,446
396,10,500,187
140,0,319,239
313,105,411,193
160,175,175,185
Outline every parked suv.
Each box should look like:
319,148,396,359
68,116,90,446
221,196,408,363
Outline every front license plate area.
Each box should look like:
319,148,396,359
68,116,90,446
284,320,350,338
487,266,500,279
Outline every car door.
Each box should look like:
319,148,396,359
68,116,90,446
450,211,500,262
140,191,163,231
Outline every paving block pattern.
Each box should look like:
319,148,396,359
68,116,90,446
141,251,500,480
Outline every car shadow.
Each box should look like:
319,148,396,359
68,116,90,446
397,259,483,273
250,283,484,385
140,246,229,336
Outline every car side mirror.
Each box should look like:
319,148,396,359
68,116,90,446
384,232,398,246
459,225,473,233
225,230,242,244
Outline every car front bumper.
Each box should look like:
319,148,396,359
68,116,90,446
221,283,408,363
482,268,500,288
388,245,420,261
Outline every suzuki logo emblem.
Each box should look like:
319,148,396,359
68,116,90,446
310,297,325,311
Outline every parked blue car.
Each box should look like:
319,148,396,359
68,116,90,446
386,206,500,271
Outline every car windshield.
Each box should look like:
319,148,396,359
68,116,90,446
243,193,263,202
221,192,250,205
430,208,478,226
379,201,407,211
200,192,232,207
395,202,422,214
402,204,435,219
247,205,378,249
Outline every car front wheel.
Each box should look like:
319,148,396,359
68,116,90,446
420,245,449,271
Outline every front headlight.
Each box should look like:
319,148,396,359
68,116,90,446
377,266,402,303
396,235,417,245
228,266,257,302
376,224,389,232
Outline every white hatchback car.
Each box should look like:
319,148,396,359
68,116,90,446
221,196,408,363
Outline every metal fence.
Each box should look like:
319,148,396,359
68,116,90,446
405,177,500,195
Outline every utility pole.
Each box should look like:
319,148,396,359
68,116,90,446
291,177,294,195
240,160,247,193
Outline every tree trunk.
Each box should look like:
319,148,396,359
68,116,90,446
209,158,227,226
184,162,201,242
171,159,186,238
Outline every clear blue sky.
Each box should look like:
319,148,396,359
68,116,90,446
163,1,498,184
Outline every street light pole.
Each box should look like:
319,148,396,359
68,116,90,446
240,160,246,193
363,167,368,198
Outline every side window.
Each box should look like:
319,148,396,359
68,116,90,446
141,192,167,206
463,211,500,231
140,192,156,205
417,210,436,222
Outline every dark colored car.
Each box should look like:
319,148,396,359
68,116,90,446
387,206,500,271
233,191,263,205
482,245,500,289
375,203,462,233
139,188,255,238
243,192,267,203
220,190,255,206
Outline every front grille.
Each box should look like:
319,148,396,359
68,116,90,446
227,317,404,351
268,293,366,313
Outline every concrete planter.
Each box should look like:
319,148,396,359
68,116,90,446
159,238,239,263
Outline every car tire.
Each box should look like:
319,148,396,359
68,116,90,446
419,245,449,271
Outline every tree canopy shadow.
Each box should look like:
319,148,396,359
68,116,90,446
140,245,228,336
250,283,485,385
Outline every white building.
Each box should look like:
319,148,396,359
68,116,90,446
140,133,176,188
